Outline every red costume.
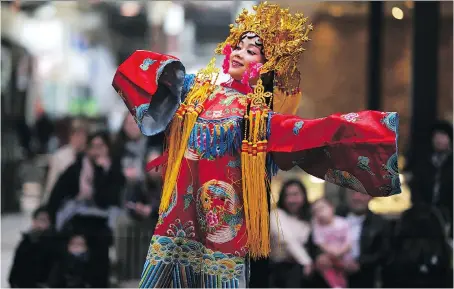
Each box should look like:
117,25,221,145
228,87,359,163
112,3,400,288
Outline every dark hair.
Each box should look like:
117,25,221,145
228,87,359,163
88,131,112,152
239,32,265,54
432,120,453,145
32,206,48,219
261,71,275,107
277,179,311,221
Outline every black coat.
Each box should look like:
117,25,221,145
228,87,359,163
408,152,453,230
9,230,58,288
48,253,93,288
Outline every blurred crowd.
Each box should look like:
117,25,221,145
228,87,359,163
7,112,454,288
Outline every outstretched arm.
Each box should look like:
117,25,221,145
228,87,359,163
112,50,196,136
267,111,401,197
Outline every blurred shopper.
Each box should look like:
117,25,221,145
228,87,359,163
43,119,88,203
9,206,57,288
270,179,312,287
382,204,452,288
407,121,453,237
34,112,54,155
47,131,125,287
116,149,163,281
113,113,160,281
125,149,162,225
112,113,149,207
338,189,389,288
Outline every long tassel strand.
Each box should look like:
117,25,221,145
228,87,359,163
241,107,271,259
160,79,216,213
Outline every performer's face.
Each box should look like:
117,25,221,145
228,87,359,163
229,33,265,84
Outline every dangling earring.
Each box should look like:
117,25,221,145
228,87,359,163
241,62,263,85
222,44,232,74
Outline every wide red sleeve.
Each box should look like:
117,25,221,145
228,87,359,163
112,50,195,136
267,111,401,197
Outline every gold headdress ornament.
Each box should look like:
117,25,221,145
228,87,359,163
215,1,313,114
215,1,313,75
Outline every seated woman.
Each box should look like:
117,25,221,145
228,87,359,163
112,3,401,287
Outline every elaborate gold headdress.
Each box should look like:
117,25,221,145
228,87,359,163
215,1,313,114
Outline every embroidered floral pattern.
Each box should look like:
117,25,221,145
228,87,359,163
196,180,243,244
139,58,155,71
184,185,194,211
207,210,220,227
208,86,225,100
220,94,248,107
325,169,368,194
380,153,401,195
341,112,360,122
357,156,375,175
293,120,304,135
166,219,196,238
227,159,241,168
381,112,398,133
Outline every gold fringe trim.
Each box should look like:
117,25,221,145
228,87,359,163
159,59,219,213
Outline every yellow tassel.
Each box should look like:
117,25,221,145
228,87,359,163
159,113,183,212
241,109,271,259
159,82,214,213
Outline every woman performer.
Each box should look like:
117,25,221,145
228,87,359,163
112,2,401,288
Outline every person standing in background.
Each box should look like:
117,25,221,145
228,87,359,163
338,189,389,288
42,119,88,203
406,121,453,237
270,179,313,287
9,206,57,288
113,113,154,281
